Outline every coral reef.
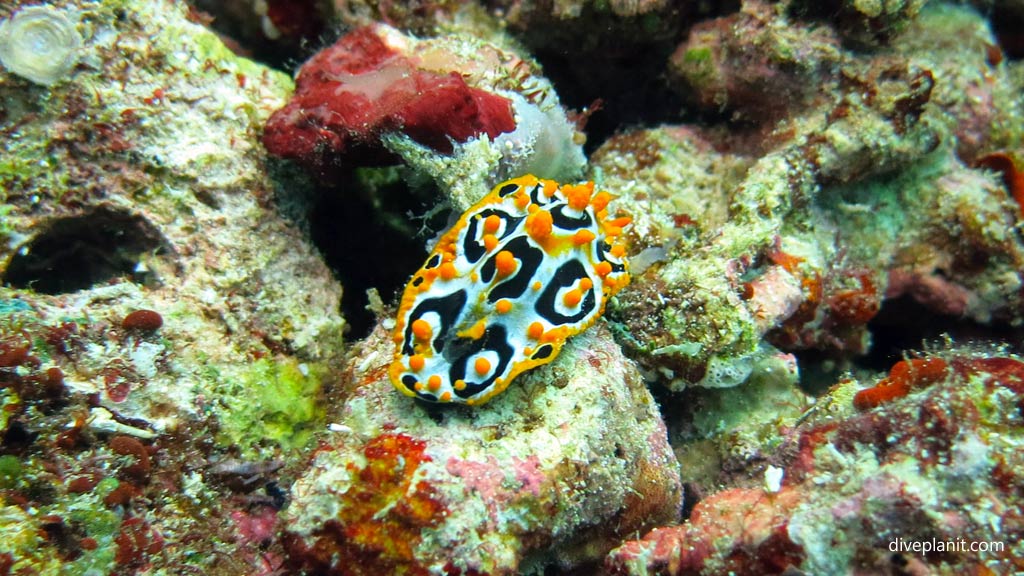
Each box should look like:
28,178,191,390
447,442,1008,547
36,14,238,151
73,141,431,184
607,349,1024,574
1,0,344,572
593,1,1024,392
2,0,1024,573
283,324,681,574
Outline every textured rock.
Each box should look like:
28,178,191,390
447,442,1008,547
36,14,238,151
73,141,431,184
608,350,1024,575
0,0,345,440
0,0,343,573
283,323,682,574
593,2,1024,392
790,0,927,47
668,0,843,124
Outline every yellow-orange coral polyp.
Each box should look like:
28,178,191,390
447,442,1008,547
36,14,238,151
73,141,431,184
388,175,630,405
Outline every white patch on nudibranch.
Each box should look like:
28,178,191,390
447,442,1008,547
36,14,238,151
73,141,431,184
389,175,630,405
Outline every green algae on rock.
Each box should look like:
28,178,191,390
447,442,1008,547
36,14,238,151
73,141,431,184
217,357,328,454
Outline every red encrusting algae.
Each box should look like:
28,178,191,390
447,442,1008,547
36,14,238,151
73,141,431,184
262,25,516,177
952,356,1024,395
853,354,1024,412
283,433,447,575
827,272,880,325
853,357,949,411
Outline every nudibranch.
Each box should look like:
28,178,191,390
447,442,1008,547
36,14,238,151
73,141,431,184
389,175,630,405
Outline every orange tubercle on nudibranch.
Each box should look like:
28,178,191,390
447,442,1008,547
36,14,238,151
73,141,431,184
572,230,596,246
591,191,612,212
439,262,458,281
411,319,432,341
483,214,502,234
387,175,631,405
527,321,544,340
563,182,594,211
563,288,583,308
525,209,553,241
495,250,517,277
474,357,491,376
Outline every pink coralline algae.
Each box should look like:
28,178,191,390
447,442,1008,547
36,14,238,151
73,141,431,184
607,488,805,575
262,24,517,176
885,269,972,317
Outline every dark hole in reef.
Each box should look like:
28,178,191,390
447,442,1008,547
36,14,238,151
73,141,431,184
517,0,742,153
1,419,37,453
790,349,852,396
792,295,1024,395
680,481,703,522
862,295,1024,370
526,29,686,154
2,206,166,294
989,4,1024,60
309,169,450,339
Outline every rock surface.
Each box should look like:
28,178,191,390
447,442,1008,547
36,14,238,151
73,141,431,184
284,324,682,574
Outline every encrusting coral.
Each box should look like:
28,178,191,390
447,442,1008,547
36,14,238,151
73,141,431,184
284,323,682,574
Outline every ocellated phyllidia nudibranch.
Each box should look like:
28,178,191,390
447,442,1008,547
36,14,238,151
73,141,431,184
389,175,631,405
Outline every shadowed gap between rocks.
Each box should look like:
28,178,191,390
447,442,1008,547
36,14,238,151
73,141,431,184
794,295,1024,395
307,172,450,338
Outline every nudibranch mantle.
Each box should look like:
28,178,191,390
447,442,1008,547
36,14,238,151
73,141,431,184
389,175,630,405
